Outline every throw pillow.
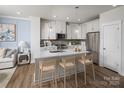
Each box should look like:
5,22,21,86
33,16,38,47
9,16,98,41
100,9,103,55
5,49,16,58
0,48,7,58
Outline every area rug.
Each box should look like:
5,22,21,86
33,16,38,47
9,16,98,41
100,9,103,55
0,67,16,88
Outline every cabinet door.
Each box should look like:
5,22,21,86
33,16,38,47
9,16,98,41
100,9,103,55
86,19,99,33
55,21,66,34
49,21,56,39
86,22,93,33
41,21,56,39
71,24,82,39
92,19,99,32
41,21,49,39
67,23,81,39
67,24,72,39
81,23,87,39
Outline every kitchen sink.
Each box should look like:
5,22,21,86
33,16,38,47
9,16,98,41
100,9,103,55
49,50,65,53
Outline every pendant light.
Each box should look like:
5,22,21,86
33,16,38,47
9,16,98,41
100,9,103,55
75,6,81,22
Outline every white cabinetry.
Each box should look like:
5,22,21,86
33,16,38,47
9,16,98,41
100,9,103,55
41,20,56,39
67,23,81,39
86,21,93,32
86,19,99,33
41,19,99,40
41,20,66,39
81,23,87,39
55,21,66,34
92,19,99,32
49,21,56,39
41,20,49,39
67,23,71,39
72,24,81,39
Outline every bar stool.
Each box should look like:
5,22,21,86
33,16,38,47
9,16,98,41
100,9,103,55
39,58,57,87
78,53,95,84
59,55,77,88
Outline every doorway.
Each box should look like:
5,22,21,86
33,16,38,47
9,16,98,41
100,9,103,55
102,21,121,72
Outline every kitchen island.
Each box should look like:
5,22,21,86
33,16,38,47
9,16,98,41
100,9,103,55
34,49,90,83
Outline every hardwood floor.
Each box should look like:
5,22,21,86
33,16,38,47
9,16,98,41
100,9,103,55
7,63,124,88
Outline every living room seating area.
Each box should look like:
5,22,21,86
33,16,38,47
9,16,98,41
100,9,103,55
0,48,17,69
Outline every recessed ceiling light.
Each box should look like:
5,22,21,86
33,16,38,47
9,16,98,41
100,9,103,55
16,11,21,15
66,17,70,20
53,15,57,18
112,5,117,7
75,30,79,33
78,19,81,21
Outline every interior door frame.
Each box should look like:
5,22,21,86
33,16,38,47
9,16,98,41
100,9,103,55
102,20,122,73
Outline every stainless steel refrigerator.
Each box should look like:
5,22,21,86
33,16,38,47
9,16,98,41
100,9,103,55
86,32,100,64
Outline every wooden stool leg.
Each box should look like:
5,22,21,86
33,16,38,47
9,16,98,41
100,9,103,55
54,70,57,87
52,71,54,87
58,66,61,81
40,67,43,88
83,64,86,84
75,66,78,87
64,69,66,88
92,63,95,80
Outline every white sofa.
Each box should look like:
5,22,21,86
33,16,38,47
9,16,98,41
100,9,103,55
0,49,17,69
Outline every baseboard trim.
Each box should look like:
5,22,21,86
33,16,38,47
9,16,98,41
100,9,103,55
119,72,124,76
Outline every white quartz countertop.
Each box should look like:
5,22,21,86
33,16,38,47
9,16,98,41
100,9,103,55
35,49,90,60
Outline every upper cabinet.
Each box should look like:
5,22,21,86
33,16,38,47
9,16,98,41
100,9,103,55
67,23,71,39
92,19,99,32
86,19,99,32
41,20,56,39
41,20,49,39
55,21,66,34
80,19,99,39
81,23,87,39
41,20,66,39
41,19,99,40
49,21,56,39
67,23,81,39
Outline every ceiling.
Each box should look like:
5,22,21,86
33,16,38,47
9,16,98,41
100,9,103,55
0,5,115,23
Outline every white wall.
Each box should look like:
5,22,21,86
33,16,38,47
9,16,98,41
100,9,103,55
99,6,124,75
30,17,40,62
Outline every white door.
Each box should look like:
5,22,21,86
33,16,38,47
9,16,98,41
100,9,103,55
103,21,121,72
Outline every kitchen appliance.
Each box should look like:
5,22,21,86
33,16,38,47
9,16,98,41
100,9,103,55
86,32,100,64
56,33,66,40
